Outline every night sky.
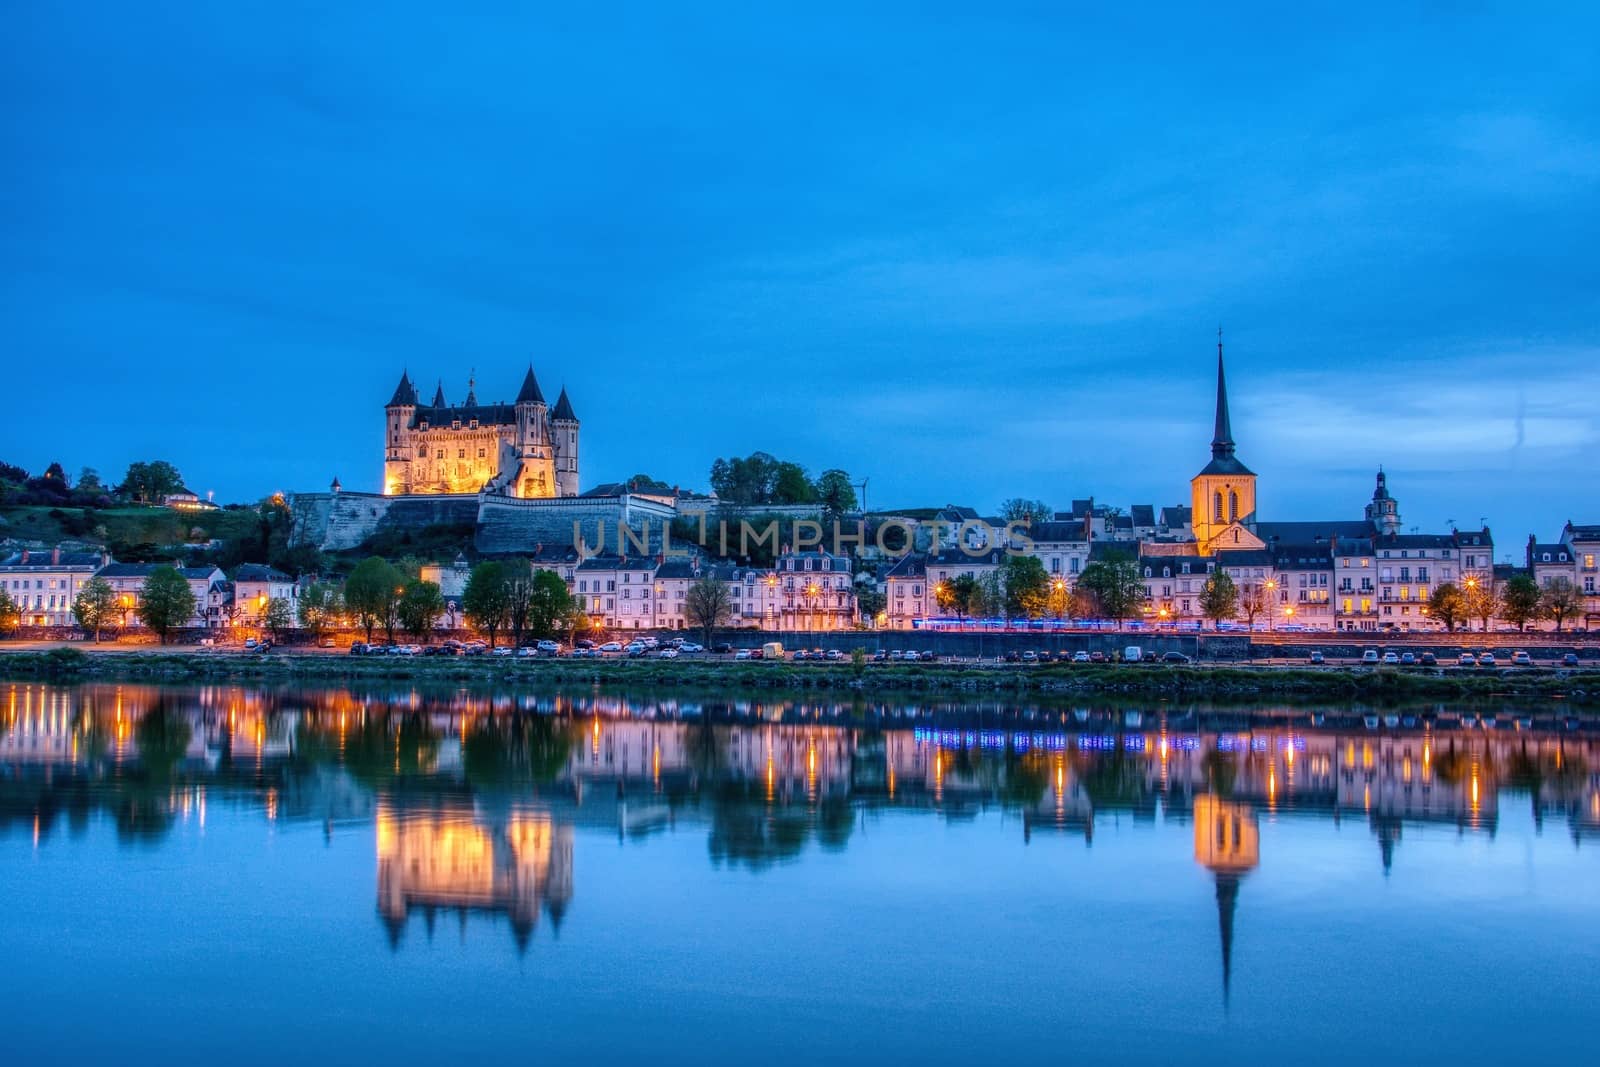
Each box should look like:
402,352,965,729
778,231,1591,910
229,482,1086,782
4,4,1597,553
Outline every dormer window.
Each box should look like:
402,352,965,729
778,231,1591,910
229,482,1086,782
452,419,461,430
1543,553,1551,562
418,420,429,430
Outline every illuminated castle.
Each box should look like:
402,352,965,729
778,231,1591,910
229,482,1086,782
382,366,579,498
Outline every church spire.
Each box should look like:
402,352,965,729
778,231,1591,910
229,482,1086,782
431,380,446,408
1212,327,1235,460
1216,872,1240,1009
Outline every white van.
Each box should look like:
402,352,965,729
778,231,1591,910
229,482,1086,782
1123,646,1143,663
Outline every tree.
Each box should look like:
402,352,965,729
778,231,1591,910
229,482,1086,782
1500,575,1542,632
396,579,445,640
684,572,735,646
527,569,576,639
462,561,512,648
77,467,104,494
1428,582,1466,633
1237,583,1268,631
936,573,981,622
119,460,184,504
0,588,19,637
1046,578,1072,620
999,499,1051,527
1463,575,1500,633
297,581,342,641
855,587,886,625
262,597,295,641
500,560,537,647
1541,577,1583,633
973,572,1004,619
1000,554,1051,621
137,566,197,643
1199,572,1238,630
814,469,857,514
344,557,403,643
73,576,118,642
1076,552,1145,625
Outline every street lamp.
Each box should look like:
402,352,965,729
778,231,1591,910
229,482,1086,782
1265,579,1278,631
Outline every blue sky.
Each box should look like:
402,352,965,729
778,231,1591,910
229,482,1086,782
4,3,1597,555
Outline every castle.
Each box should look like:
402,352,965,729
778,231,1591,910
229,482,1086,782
382,366,579,498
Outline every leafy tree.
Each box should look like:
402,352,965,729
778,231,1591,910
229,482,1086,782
772,462,816,505
501,560,538,646
1000,554,1051,620
77,467,104,493
1046,577,1072,620
1428,582,1466,633
344,557,403,643
999,498,1051,526
708,452,822,506
297,581,342,641
855,587,886,624
1500,575,1542,632
119,460,185,505
685,572,734,646
1541,577,1583,632
1463,574,1500,633
527,569,576,639
935,573,981,622
137,566,197,643
814,469,857,514
72,576,118,642
0,588,19,637
973,572,1004,618
1076,552,1145,625
1199,571,1239,630
396,579,445,640
462,561,512,648
262,596,295,640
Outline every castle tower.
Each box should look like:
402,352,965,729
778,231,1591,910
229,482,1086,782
383,370,418,495
1365,468,1401,536
512,364,555,498
551,386,579,498
1190,334,1257,552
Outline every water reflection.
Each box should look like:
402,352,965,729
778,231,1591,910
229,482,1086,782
4,682,1599,979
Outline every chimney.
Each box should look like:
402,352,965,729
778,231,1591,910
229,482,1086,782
52,547,60,565
19,550,28,564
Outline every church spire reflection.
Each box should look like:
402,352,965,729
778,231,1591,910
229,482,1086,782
1193,794,1259,1008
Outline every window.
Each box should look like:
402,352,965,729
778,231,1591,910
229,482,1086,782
457,449,466,459
1214,491,1223,522
477,448,486,459
1228,490,1239,522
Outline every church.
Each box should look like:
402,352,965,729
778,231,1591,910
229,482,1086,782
381,366,579,498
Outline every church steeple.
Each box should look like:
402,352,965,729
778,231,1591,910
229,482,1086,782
1212,328,1235,461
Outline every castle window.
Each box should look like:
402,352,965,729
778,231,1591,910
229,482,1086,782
469,420,478,429
457,449,465,459
478,449,485,458
435,449,444,458
417,446,426,457
451,420,461,429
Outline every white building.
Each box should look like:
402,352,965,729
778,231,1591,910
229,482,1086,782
0,548,108,627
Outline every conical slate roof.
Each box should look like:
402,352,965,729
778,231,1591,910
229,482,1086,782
516,365,545,405
387,370,417,406
551,386,577,421
431,380,446,407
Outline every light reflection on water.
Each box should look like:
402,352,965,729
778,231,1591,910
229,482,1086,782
2,682,1599,1064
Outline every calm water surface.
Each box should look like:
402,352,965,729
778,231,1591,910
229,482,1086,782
2,683,1597,1065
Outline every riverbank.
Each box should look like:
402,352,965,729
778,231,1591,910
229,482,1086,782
5,647,1600,705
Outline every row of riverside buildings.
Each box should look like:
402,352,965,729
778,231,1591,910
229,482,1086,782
0,550,297,633
7,345,1599,637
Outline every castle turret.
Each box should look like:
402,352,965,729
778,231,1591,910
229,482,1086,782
384,370,418,495
509,364,554,498
551,386,579,497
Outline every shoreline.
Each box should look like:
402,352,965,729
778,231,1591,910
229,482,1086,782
4,647,1599,706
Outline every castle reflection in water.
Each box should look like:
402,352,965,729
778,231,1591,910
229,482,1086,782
5,681,1599,972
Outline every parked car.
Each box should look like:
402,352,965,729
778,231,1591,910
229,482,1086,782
1381,651,1399,665
1161,651,1192,664
1419,652,1437,666
515,646,537,657
734,649,752,661
1004,650,1021,663
491,646,513,657
1458,652,1476,666
1362,649,1380,664
1021,650,1038,662
679,642,704,653
792,650,810,661
1072,650,1091,663
712,643,734,654
871,650,888,663
1562,652,1581,667
1308,650,1325,664
656,647,679,659
824,649,845,661
537,639,561,654
1511,650,1532,666
1479,652,1497,667
1123,646,1144,663
349,642,369,656
575,638,595,650
598,642,623,653
1090,651,1106,663
1399,652,1416,665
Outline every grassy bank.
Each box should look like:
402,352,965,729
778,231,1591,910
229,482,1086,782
3,648,1600,705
